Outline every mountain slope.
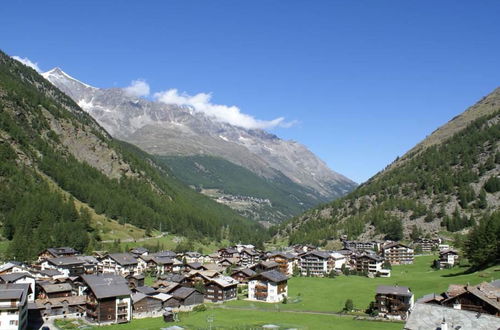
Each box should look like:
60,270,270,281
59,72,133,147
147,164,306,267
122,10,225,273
0,51,266,261
278,88,500,245
157,155,328,224
41,68,357,220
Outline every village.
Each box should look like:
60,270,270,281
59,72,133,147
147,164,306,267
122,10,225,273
0,237,499,330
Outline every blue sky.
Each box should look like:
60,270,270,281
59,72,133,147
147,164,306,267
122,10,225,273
1,1,499,183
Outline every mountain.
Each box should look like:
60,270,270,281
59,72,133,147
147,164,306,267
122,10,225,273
41,68,357,222
277,88,500,245
0,51,266,261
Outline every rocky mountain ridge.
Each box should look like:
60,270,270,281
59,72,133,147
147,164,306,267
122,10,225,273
42,68,357,202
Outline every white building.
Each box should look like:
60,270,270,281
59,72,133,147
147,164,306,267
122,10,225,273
299,251,330,276
0,283,30,330
248,270,288,303
99,253,139,276
329,252,347,271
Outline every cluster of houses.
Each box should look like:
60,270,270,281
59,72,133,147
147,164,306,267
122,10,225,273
0,237,472,329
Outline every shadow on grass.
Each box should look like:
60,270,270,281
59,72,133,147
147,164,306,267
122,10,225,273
440,263,499,277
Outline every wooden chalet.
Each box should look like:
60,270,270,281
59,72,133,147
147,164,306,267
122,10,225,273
82,274,132,324
266,252,296,275
38,247,79,261
36,282,72,299
231,268,257,284
171,287,204,306
204,276,238,302
375,285,414,320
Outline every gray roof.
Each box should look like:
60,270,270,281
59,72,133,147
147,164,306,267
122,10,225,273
153,251,177,258
39,282,72,293
376,285,412,297
36,269,63,277
0,283,29,305
82,274,131,299
302,251,330,259
47,256,85,266
268,252,296,259
130,247,149,254
159,273,186,283
252,270,288,283
0,272,34,283
232,268,256,277
186,262,204,269
135,286,157,295
46,247,79,257
151,257,174,265
405,303,500,329
108,253,138,266
491,279,500,289
172,287,199,300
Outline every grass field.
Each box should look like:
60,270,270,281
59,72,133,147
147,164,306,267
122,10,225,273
227,255,500,312
82,309,402,330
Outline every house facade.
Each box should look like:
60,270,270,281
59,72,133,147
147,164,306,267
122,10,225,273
382,243,414,265
248,270,288,303
375,285,414,320
355,253,384,274
99,253,139,276
204,276,238,302
0,283,29,330
299,251,330,276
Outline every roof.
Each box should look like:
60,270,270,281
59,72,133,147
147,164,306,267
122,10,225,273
259,261,279,268
376,285,413,297
302,251,330,259
36,269,63,277
153,292,173,302
405,303,500,330
32,295,86,309
219,247,238,254
241,248,259,256
251,270,288,283
107,253,138,266
45,247,79,257
39,282,72,293
152,281,180,293
135,286,157,295
151,257,174,265
491,279,500,289
172,287,199,300
416,293,445,304
0,283,29,305
0,262,26,273
232,268,256,277
330,252,345,260
47,256,85,266
186,262,204,269
268,252,296,260
130,247,149,254
356,253,384,262
152,251,177,258
0,272,34,282
81,274,131,299
159,273,186,283
209,276,238,288
383,242,411,250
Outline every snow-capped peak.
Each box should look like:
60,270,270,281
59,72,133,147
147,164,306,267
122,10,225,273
42,67,97,89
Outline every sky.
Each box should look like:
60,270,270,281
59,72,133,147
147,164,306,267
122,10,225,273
1,1,499,183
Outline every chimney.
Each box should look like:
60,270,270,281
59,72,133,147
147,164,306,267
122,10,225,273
440,317,448,330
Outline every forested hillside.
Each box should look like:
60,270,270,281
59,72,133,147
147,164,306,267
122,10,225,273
157,155,326,223
0,51,267,261
277,88,500,245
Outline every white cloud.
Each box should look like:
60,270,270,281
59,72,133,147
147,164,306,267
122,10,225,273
12,56,41,72
124,79,150,97
154,88,295,130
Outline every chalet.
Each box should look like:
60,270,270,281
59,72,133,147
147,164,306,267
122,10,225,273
248,270,288,303
328,252,346,272
252,261,279,273
152,281,181,294
299,251,330,276
354,253,384,275
186,270,220,286
182,252,204,264
203,263,226,273
414,237,441,252
159,273,188,284
38,247,79,261
171,287,204,307
439,282,500,316
129,247,149,258
125,274,145,289
239,248,260,267
154,293,180,308
99,253,139,276
435,249,459,269
219,257,240,268
382,243,414,265
343,240,378,251
31,269,66,281
405,303,500,330
184,262,208,272
292,244,316,254
148,257,176,275
32,296,86,318
41,256,86,277
0,261,28,275
231,268,257,284
266,252,296,275
131,292,163,318
134,285,157,295
82,274,132,324
0,283,30,330
375,285,414,320
0,272,35,302
36,282,72,299
218,247,239,259
204,276,238,302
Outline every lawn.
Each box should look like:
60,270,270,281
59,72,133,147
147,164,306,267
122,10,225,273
84,309,403,330
227,255,500,312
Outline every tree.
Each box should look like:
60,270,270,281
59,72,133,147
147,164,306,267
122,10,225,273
343,299,354,312
464,212,500,269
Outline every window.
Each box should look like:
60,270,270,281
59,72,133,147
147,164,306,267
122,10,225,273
10,320,18,325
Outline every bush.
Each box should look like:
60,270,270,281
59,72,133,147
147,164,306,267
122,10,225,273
193,304,207,312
